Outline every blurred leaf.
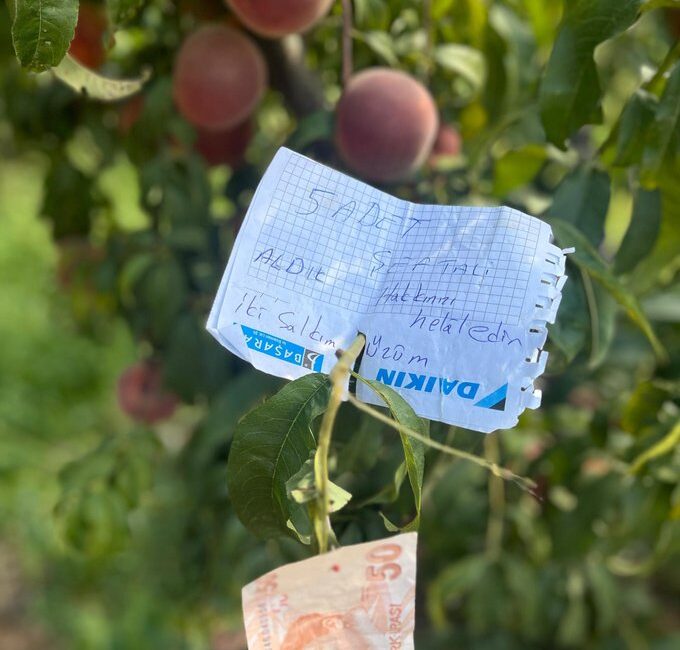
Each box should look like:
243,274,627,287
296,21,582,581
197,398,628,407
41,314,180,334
630,421,680,473
133,258,188,344
227,374,331,539
641,62,680,186
503,555,541,637
630,172,680,291
585,558,619,633
106,0,144,26
54,54,150,101
434,44,486,94
614,189,662,273
557,571,589,646
164,313,230,401
42,158,95,238
427,554,489,628
613,90,657,167
546,167,610,247
353,0,390,29
622,381,670,434
357,30,399,66
585,277,618,368
551,218,665,358
432,0,456,20
10,0,77,71
97,154,150,231
354,376,427,532
286,110,334,151
539,0,642,147
493,145,547,196
548,269,589,363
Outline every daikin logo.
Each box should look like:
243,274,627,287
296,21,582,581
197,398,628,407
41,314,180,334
375,368,508,411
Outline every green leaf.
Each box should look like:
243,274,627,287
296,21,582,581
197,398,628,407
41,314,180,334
493,145,547,196
550,218,665,358
539,0,642,147
583,275,618,368
613,90,657,167
11,0,78,71
53,54,150,101
227,374,331,539
585,559,619,633
630,421,680,473
427,554,489,628
622,381,670,434
286,110,334,152
548,270,589,363
641,62,680,186
107,0,144,26
614,189,662,273
546,167,611,247
630,172,680,292
353,375,428,532
285,456,352,513
353,0,390,29
434,44,486,94
357,30,399,66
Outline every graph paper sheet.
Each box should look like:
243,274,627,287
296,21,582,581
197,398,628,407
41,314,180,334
207,147,570,433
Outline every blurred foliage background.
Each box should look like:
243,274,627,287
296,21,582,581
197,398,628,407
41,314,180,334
1,0,679,648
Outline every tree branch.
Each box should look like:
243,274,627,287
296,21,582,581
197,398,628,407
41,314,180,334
257,35,326,118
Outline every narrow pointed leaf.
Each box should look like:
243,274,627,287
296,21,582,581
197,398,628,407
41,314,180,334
354,375,428,532
614,189,662,274
227,373,331,539
546,167,610,246
550,218,665,358
539,0,642,147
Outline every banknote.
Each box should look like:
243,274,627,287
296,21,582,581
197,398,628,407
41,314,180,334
242,533,418,649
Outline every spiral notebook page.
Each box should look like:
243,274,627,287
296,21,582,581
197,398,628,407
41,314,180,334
207,147,570,433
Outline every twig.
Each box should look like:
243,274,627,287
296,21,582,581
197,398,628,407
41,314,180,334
347,394,536,493
313,334,366,553
342,0,354,86
484,434,505,559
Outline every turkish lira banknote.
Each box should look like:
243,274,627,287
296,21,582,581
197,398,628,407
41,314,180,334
242,533,418,649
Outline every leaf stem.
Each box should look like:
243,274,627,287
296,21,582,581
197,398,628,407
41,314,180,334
347,394,536,493
313,333,366,553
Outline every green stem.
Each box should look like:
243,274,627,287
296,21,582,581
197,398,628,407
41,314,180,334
484,434,505,560
644,39,680,95
347,393,536,493
313,334,366,553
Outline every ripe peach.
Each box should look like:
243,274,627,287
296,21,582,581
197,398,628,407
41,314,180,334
69,3,108,69
429,123,462,164
173,25,267,130
225,0,333,38
195,119,253,167
117,361,178,424
118,94,145,134
335,68,438,183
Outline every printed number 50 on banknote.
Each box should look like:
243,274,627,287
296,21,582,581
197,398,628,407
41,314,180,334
242,533,418,649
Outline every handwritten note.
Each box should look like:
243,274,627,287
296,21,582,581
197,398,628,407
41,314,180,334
207,147,570,433
242,533,417,649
